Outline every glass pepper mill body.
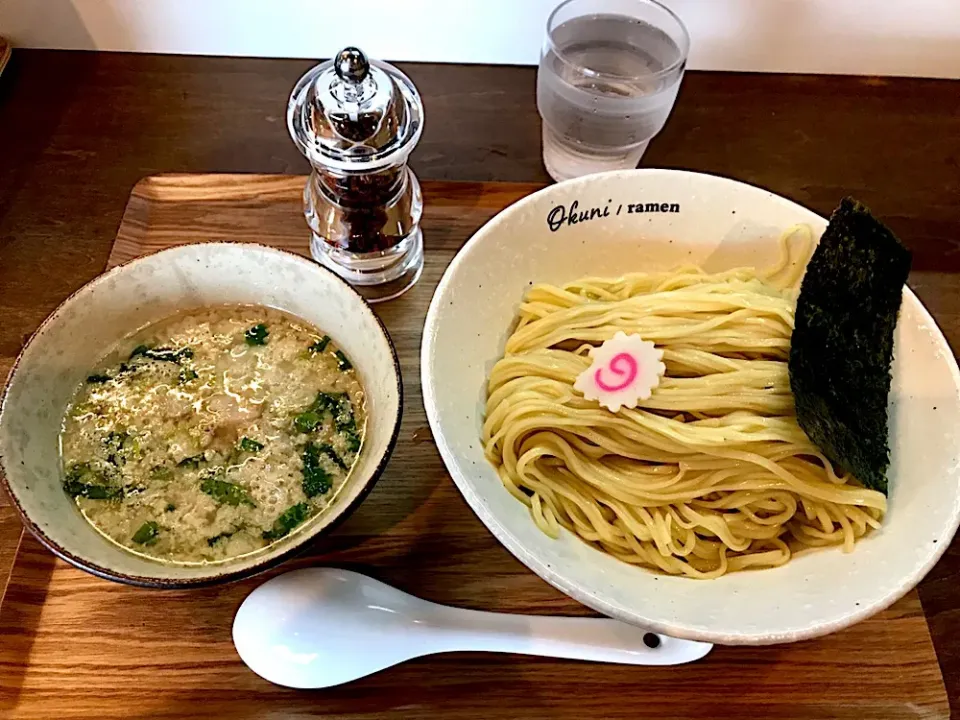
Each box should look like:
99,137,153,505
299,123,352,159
288,47,424,302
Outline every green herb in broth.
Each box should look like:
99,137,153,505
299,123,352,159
292,392,331,433
178,367,199,384
308,336,330,354
103,430,140,466
317,392,362,453
301,442,333,497
316,443,347,471
132,521,160,545
293,409,323,433
86,374,112,384
292,391,362,454
343,430,361,454
238,437,264,453
331,395,362,453
63,463,123,500
207,530,235,547
200,474,256,507
262,502,310,541
151,466,175,482
334,350,353,371
67,483,123,500
60,305,366,564
331,394,354,428
244,323,269,346
129,344,194,364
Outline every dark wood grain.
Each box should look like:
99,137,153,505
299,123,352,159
0,174,949,720
0,50,959,716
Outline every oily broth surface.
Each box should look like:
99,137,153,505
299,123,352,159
60,305,366,564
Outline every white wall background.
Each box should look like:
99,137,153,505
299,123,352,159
1,0,959,79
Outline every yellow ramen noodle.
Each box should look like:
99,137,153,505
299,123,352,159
482,232,886,579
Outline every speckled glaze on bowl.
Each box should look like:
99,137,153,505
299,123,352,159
0,243,402,588
421,169,960,645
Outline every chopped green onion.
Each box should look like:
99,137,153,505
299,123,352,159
178,368,198,384
263,503,310,541
239,437,264,453
200,476,256,507
334,350,353,371
132,521,160,545
301,442,333,497
308,336,331,354
244,324,269,346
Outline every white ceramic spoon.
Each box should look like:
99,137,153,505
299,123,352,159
232,567,713,688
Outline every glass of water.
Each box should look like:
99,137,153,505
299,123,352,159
538,0,690,181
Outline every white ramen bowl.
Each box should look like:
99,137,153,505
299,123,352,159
0,243,402,588
421,169,960,645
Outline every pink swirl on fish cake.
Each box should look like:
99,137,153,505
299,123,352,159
593,352,639,392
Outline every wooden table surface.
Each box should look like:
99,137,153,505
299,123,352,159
1,50,959,714
3,174,947,720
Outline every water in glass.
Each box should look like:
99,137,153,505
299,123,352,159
538,11,687,181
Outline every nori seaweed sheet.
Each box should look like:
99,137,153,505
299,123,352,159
789,197,912,495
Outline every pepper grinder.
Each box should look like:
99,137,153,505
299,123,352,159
288,47,424,302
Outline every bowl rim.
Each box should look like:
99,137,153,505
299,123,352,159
0,241,404,589
421,167,960,644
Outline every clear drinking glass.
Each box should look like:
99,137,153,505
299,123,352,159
537,0,690,181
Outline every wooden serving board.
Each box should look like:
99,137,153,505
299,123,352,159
0,175,948,720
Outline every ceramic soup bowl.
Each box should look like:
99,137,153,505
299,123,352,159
0,243,402,587
421,169,960,644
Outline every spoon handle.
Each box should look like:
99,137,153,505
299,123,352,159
429,608,712,666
